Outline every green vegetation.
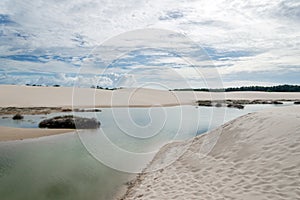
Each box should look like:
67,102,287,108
90,85,120,90
225,85,300,92
171,85,300,92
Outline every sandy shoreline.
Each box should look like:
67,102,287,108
0,126,73,141
122,106,300,199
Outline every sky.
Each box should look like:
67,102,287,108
0,0,299,89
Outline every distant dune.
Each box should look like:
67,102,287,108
1,85,300,108
123,106,300,199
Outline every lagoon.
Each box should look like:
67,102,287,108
0,103,293,200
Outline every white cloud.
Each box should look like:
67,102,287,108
223,80,282,88
0,0,299,87
217,49,300,75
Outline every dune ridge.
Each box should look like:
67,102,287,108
1,85,300,108
122,106,300,199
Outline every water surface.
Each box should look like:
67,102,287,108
0,103,292,200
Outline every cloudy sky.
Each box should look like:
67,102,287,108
0,0,299,89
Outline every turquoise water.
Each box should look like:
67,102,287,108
0,103,292,200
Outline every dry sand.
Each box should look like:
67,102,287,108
123,106,300,200
1,85,300,108
0,126,73,141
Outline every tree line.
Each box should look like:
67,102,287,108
171,85,300,92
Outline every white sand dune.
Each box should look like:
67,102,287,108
123,106,300,200
0,85,300,107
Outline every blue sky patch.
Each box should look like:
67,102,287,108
202,47,254,60
159,10,184,20
0,54,86,66
0,55,46,63
0,14,16,25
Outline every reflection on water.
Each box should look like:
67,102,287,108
0,103,292,200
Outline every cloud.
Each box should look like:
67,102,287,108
268,0,300,22
0,71,138,88
116,74,137,87
0,0,299,88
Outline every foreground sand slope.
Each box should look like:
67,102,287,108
1,85,300,107
123,106,300,200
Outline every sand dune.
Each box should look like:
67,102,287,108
0,85,300,107
123,106,300,199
